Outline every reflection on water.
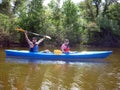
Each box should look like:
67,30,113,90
0,48,120,90
1,57,119,90
6,56,109,64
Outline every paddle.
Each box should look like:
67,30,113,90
15,28,51,39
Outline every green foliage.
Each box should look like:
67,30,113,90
78,0,96,21
93,0,101,16
17,0,48,45
102,0,118,15
0,14,11,32
62,0,78,25
106,3,120,26
47,0,65,45
0,13,19,46
62,0,80,44
18,0,44,32
0,0,11,16
0,0,120,47
89,15,120,46
12,0,27,15
80,21,100,44
97,15,120,35
77,0,120,46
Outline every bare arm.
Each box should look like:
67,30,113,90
24,31,32,45
61,44,65,52
36,37,46,45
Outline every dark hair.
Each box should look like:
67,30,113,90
32,37,37,40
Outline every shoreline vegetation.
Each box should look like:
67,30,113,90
0,0,120,48
0,41,120,48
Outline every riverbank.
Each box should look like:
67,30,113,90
0,42,120,48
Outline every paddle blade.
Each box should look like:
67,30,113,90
45,35,51,39
15,28,25,32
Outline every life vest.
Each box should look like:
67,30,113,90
30,44,39,52
64,47,70,52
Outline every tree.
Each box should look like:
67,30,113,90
0,0,11,16
0,13,19,46
102,0,119,15
106,3,120,26
17,0,47,46
12,0,27,15
48,0,64,45
93,0,101,17
62,0,80,44
78,0,96,21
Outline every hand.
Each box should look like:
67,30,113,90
24,30,28,34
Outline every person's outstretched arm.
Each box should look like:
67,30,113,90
24,31,32,45
36,37,46,45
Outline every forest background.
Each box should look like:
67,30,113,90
0,0,120,48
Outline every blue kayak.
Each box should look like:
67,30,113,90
5,50,112,62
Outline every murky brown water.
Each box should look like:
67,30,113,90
0,47,120,90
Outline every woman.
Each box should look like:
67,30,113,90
61,39,70,53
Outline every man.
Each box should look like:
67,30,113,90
24,31,47,52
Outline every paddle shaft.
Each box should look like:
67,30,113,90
27,31,42,36
16,28,51,39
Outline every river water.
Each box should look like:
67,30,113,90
0,47,120,90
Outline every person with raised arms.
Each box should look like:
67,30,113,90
24,31,48,52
